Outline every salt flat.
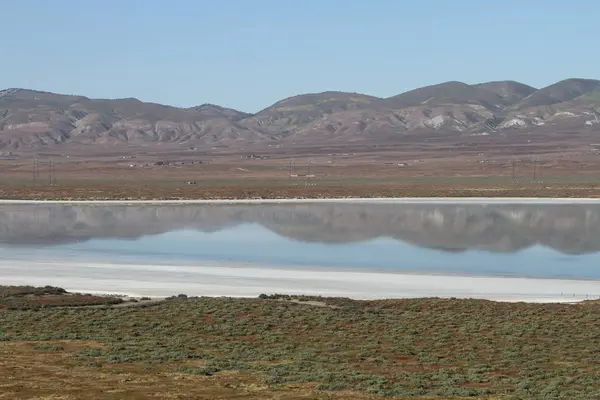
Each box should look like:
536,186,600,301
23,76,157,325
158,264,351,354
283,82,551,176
1,259,599,303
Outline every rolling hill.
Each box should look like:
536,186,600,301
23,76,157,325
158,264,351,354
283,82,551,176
515,78,600,109
241,91,380,136
0,78,599,151
380,81,514,109
473,81,537,105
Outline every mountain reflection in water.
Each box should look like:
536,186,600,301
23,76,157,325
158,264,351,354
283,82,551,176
0,203,599,254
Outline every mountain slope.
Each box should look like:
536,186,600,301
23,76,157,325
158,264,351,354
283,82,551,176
241,91,380,135
287,81,534,139
515,78,600,109
380,81,512,110
1,78,600,150
473,81,537,105
0,89,268,150
282,81,537,140
187,104,252,121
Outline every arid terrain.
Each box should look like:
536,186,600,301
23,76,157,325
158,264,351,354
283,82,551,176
1,77,600,199
1,286,600,399
2,80,600,399
1,78,600,151
1,142,600,199
3,0,600,397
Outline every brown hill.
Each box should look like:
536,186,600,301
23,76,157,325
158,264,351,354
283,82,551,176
379,81,512,110
288,79,600,140
187,103,252,121
0,89,269,150
473,81,537,104
515,78,600,109
1,78,599,151
242,91,380,136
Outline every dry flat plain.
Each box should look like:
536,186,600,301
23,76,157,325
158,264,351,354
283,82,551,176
2,146,600,399
1,144,600,199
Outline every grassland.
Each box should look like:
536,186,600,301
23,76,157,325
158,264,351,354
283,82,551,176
1,288,600,399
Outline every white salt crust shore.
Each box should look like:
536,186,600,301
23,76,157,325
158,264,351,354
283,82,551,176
1,260,600,303
1,197,600,205
2,198,599,303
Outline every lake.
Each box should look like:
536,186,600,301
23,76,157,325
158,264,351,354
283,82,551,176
2,201,600,301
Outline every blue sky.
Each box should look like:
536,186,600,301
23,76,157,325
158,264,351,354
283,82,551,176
1,0,598,112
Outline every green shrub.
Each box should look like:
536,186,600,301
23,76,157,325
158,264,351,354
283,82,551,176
34,345,64,351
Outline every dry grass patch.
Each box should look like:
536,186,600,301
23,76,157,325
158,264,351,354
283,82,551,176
0,342,391,400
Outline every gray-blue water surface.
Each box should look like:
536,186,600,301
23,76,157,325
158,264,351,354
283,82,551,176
1,202,600,280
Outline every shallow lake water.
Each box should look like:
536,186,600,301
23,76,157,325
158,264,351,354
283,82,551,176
2,202,600,301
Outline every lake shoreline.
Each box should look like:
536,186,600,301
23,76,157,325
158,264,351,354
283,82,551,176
3,260,600,304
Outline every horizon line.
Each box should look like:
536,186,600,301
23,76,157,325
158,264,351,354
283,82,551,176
2,76,599,114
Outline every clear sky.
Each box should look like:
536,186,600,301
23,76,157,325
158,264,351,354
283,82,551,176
1,0,599,112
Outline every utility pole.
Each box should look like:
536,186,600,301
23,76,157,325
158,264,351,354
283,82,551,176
48,160,53,185
288,158,295,185
537,160,541,182
305,159,310,186
531,158,541,182
511,159,515,181
306,159,314,186
33,155,39,182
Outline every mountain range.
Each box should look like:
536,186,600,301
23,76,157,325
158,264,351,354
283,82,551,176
1,78,599,151
1,203,600,254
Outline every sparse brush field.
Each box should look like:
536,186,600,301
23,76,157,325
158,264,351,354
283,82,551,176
0,285,124,310
1,290,600,399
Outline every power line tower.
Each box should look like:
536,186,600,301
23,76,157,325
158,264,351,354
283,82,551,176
33,155,39,182
288,158,296,186
531,158,542,183
511,159,516,181
510,158,519,183
306,159,315,186
48,160,56,185
510,158,523,183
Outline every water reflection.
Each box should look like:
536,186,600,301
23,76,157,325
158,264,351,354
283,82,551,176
0,203,599,254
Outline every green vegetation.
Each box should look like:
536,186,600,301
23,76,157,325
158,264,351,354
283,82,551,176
1,291,600,398
34,344,65,352
0,285,124,310
0,285,67,297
